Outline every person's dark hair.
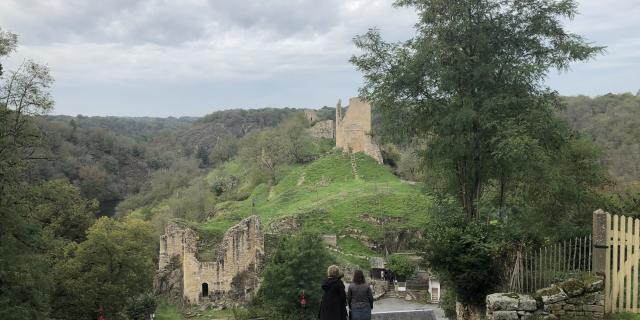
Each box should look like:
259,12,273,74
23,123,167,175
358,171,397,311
353,269,365,285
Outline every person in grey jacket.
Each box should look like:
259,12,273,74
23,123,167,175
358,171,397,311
347,269,373,320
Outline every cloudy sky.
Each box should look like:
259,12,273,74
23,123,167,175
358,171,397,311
0,0,638,117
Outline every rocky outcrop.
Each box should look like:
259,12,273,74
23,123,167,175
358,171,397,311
155,216,264,306
486,276,605,320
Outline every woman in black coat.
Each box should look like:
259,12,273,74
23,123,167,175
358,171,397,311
319,265,347,320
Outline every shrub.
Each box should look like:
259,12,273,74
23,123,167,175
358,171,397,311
387,254,416,281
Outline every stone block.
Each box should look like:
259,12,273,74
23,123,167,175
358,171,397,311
487,293,519,311
492,311,519,320
582,293,598,305
548,304,563,312
518,295,538,311
586,279,604,292
582,305,604,313
559,278,585,297
536,285,568,304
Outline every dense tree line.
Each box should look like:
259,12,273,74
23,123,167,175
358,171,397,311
0,28,157,320
561,93,640,182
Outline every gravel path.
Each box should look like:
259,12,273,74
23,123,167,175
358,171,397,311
373,298,448,320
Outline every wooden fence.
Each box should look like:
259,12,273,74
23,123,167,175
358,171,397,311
604,213,640,313
508,236,592,293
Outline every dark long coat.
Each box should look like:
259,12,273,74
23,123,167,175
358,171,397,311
318,276,348,320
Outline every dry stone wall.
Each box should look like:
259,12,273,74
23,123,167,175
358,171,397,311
486,276,605,320
156,216,264,305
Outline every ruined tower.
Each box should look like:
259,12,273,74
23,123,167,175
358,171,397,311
335,97,383,163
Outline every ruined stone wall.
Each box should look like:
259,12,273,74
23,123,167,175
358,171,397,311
157,216,264,305
336,97,383,163
307,120,335,139
303,110,318,123
486,276,605,320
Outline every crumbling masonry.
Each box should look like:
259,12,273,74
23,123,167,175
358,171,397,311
335,97,383,163
155,216,264,305
307,97,383,163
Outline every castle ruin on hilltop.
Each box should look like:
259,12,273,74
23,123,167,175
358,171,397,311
307,97,383,163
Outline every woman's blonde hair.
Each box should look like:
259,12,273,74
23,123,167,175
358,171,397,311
327,265,341,278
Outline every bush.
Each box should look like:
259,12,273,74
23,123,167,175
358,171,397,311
422,207,509,307
386,255,416,281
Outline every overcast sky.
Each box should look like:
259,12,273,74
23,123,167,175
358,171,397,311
1,0,638,117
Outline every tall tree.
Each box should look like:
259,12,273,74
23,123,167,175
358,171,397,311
0,28,55,320
351,0,604,220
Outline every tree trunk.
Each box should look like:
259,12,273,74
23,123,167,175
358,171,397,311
456,301,484,320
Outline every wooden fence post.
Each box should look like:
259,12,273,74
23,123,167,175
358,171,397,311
593,209,608,276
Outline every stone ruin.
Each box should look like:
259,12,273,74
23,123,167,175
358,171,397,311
154,216,264,306
336,97,383,163
306,97,383,164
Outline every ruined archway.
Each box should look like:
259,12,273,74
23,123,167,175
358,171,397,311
202,283,209,297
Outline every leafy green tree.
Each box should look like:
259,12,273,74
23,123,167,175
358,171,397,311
52,217,157,320
279,114,315,163
252,232,334,319
208,133,238,166
0,185,53,320
195,145,210,168
386,254,416,281
30,179,97,242
351,0,604,219
238,128,292,184
0,28,17,76
0,28,55,320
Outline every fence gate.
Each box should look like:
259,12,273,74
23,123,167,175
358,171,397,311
599,210,640,313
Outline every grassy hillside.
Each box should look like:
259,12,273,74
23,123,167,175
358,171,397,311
134,150,431,265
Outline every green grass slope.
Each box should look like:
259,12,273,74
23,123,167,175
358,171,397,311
198,151,432,262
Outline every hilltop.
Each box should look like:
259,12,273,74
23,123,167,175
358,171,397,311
132,150,431,266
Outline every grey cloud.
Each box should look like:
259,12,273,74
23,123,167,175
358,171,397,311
1,0,351,45
1,0,636,117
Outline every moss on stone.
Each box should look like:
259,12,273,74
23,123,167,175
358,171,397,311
536,286,561,297
560,278,585,293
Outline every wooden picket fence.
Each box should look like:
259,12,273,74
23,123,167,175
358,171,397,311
604,213,640,313
508,236,592,293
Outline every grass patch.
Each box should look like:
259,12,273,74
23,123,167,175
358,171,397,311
155,300,183,320
155,299,248,320
338,237,377,256
197,152,431,257
606,313,640,320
